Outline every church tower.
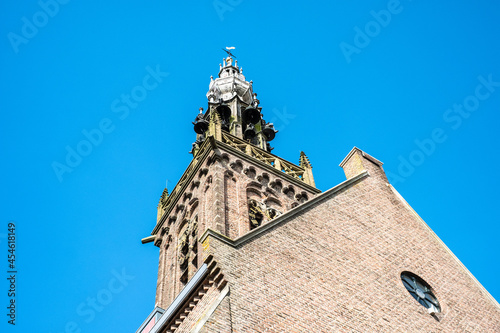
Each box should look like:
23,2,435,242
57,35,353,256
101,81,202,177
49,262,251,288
141,51,319,311
136,54,500,333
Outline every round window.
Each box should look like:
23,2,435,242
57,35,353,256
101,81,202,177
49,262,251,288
401,272,441,313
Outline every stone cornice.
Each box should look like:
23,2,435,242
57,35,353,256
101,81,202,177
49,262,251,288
199,171,369,247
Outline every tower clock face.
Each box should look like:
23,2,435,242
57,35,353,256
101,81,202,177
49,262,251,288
401,272,441,313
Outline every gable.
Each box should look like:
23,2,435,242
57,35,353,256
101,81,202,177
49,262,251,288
200,169,500,331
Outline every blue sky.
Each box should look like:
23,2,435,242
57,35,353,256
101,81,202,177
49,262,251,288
1,0,499,331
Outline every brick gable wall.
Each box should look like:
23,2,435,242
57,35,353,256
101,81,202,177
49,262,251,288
198,151,500,332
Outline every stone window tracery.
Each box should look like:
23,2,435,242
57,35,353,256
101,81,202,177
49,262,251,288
248,199,282,230
248,199,264,229
178,216,199,285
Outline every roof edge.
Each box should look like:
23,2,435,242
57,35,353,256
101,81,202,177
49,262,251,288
388,184,500,310
149,263,209,333
135,307,165,333
151,137,215,235
339,147,383,168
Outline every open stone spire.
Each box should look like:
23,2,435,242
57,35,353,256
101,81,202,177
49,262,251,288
191,53,277,155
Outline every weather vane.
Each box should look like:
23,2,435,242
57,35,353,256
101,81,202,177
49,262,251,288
222,46,236,58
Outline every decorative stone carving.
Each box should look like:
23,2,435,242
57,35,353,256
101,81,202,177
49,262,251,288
177,216,199,280
284,185,295,199
200,168,209,177
248,198,282,230
269,180,283,192
230,160,243,173
248,200,264,229
265,207,281,220
191,180,201,189
243,167,256,179
183,192,193,202
257,173,270,186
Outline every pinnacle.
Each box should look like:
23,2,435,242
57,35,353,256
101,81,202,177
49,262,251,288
299,151,312,168
160,188,169,202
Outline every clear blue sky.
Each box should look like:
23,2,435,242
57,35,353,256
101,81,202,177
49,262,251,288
1,1,499,331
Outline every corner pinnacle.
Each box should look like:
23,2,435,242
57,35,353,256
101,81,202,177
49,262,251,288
299,151,312,169
160,188,169,204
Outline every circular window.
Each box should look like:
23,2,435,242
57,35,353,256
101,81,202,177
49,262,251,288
401,272,441,313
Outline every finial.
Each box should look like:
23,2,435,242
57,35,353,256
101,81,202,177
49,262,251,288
235,60,238,67
219,63,222,70
199,107,203,113
252,93,260,107
210,75,214,81
250,80,253,85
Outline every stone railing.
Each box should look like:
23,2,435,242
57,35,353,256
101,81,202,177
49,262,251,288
221,132,308,182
